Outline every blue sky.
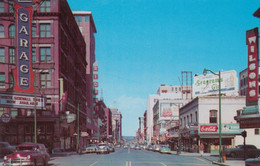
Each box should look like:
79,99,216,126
67,0,260,136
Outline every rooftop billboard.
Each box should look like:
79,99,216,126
193,70,238,97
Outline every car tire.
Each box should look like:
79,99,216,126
33,160,37,166
44,159,48,166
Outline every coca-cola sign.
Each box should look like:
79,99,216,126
200,125,217,133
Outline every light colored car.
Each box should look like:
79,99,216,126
159,145,171,154
3,143,50,166
245,156,260,166
85,144,97,153
108,145,115,152
154,145,161,152
96,143,109,154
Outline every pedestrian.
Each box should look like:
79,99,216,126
200,143,204,157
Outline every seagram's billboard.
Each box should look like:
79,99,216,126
193,70,239,97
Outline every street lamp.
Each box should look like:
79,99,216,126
203,68,223,163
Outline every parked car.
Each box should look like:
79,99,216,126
3,142,50,166
108,144,115,152
135,145,141,150
245,156,260,166
123,145,128,149
225,145,260,158
0,142,15,158
96,143,109,154
159,145,171,154
84,144,97,153
130,144,135,149
154,145,161,152
147,145,154,151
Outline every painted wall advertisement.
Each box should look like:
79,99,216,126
193,70,238,97
159,103,179,120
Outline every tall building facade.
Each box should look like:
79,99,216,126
73,11,97,137
0,0,87,152
110,108,122,144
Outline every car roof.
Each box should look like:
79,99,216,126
17,142,44,147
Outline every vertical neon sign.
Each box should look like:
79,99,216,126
13,0,35,93
246,28,259,106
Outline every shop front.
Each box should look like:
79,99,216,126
198,123,243,155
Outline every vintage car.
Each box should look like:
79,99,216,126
159,145,171,154
3,142,50,166
96,143,109,154
0,142,15,158
107,144,115,152
225,144,260,158
84,144,97,153
245,156,260,166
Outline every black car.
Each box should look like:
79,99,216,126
225,145,260,158
0,142,15,158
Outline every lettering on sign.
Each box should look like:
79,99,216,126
200,125,218,133
13,1,35,93
246,28,259,106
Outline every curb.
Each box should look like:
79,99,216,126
212,161,229,166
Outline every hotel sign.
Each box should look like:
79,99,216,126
246,28,259,106
13,0,35,93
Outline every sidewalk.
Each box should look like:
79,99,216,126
170,151,245,166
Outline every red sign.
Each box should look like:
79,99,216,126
200,125,217,133
13,1,35,93
246,28,259,106
93,82,98,87
93,74,98,80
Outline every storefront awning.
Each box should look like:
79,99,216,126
199,134,235,139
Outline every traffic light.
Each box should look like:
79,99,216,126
241,130,247,138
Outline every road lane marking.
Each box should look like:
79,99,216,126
129,161,132,166
160,162,167,166
89,161,98,166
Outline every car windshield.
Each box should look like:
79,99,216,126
161,145,169,148
17,146,36,151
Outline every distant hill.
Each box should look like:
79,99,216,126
123,136,135,142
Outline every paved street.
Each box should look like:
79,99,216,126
49,148,214,166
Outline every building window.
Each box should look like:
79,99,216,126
40,0,50,12
9,72,14,88
8,0,14,13
40,47,51,62
255,129,260,135
85,16,89,22
46,98,51,110
0,0,4,12
187,115,189,124
9,47,15,64
184,117,186,126
40,73,51,88
40,24,51,37
195,111,198,122
32,24,36,37
75,16,82,22
0,47,4,63
209,110,217,123
190,114,193,123
0,24,4,38
0,72,5,88
32,47,36,62
9,24,15,38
